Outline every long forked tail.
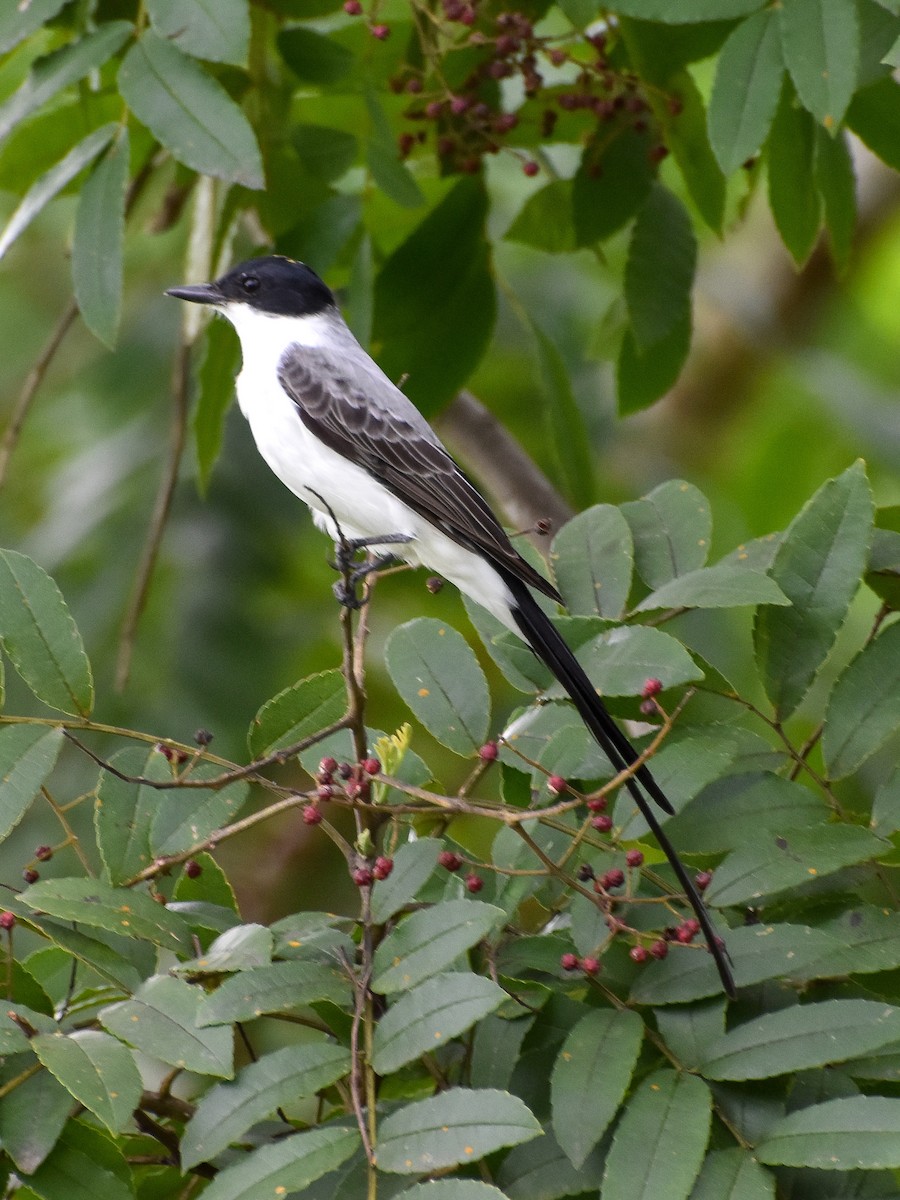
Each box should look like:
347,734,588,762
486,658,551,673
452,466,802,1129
502,572,736,999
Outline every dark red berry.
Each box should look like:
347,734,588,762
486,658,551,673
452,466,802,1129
450,96,469,115
640,699,659,716
425,100,444,120
494,112,519,133
439,851,463,872
362,757,381,776
630,945,649,964
0,912,15,930
684,918,701,935
625,849,644,868
426,575,444,592
34,845,52,862
586,797,607,812
316,784,334,802
479,741,499,762
560,952,580,971
695,871,712,892
465,873,484,893
523,160,540,177
353,866,374,887
548,47,566,66
373,856,394,880
406,77,423,94
338,762,353,779
642,678,663,699
603,868,625,889
303,805,323,826
676,923,696,944
344,0,363,9
649,939,669,960
547,775,567,795
649,144,670,164
591,815,613,833
582,956,601,976
576,863,595,882
22,869,39,884
370,22,390,39
185,859,202,878
320,757,338,775
194,728,213,746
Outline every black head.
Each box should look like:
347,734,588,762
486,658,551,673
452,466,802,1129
166,255,336,317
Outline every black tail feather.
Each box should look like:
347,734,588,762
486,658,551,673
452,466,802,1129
502,573,736,999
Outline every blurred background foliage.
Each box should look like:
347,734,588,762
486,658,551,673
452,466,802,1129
1,0,899,922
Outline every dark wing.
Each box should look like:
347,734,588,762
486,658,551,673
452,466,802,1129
278,344,561,603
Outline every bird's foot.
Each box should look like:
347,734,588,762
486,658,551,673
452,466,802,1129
330,534,413,609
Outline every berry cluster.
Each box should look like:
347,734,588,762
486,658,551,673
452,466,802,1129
344,3,671,178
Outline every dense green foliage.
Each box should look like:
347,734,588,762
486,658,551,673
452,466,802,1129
1,0,900,1198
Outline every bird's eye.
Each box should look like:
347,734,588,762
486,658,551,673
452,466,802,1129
241,274,260,294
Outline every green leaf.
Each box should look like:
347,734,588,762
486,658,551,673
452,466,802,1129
810,905,900,976
708,9,783,173
823,611,900,779
847,77,900,171
531,320,597,511
572,128,654,245
630,922,842,1004
0,1061,72,1173
372,972,506,1074
657,69,726,233
377,1088,541,1174
22,1118,134,1200
625,184,696,350
551,1008,644,1169
175,923,273,975
100,975,233,1077
198,960,350,1024
780,0,860,127
146,0,249,65
815,127,856,273
94,746,169,884
0,0,69,55
0,23,132,145
757,1096,900,1168
372,178,494,415
118,32,263,188
0,724,63,841
385,618,490,755
602,1069,711,1200
688,1149,775,1200
553,625,703,698
370,837,442,924
372,899,504,995
621,480,712,588
195,1125,359,1200
611,0,765,19
754,461,873,720
397,1184,508,1199
22,878,193,954
617,313,692,416
181,1042,350,1169
364,90,425,210
248,668,345,757
73,130,128,348
506,179,576,253
293,124,358,183
150,765,248,858
706,824,886,907
0,122,115,262
0,550,94,716
702,1000,900,1081
22,915,143,993
193,316,240,492
767,82,821,265
32,1030,142,1134
634,564,789,612
551,504,634,620
666,772,825,854
277,27,354,83
497,1129,607,1199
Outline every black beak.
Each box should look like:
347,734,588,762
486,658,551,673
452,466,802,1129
165,282,222,305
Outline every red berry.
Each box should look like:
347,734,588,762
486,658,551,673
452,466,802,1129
479,741,499,762
625,849,644,868
362,757,380,776
642,678,663,699
576,863,595,882
370,22,390,39
523,160,540,177
457,4,476,23
425,100,444,119
317,783,334,802
582,956,601,976
494,113,519,133
353,866,374,887
0,912,15,930
185,859,202,878
439,851,463,872
194,728,214,746
548,47,566,65
34,845,52,862
630,946,649,964
603,868,625,889
450,96,469,115
547,775,567,795
560,952,580,971
586,796,607,812
338,762,353,779
676,923,696,944
373,856,394,880
465,873,483,893
649,939,669,960
640,699,659,716
591,815,613,833
695,871,712,892
406,77,423,94
684,918,701,935
343,0,362,11
22,869,39,884
303,805,323,826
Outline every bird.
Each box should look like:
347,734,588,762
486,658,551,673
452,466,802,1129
167,254,735,998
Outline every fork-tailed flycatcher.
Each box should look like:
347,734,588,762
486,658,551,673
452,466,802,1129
167,255,734,997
